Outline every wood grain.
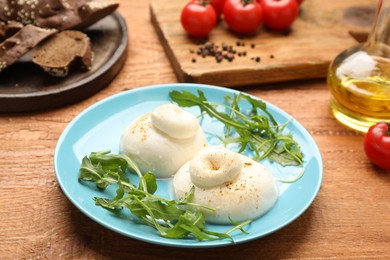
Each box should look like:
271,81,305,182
150,0,374,86
1,1,390,259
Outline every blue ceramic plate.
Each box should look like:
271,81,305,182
54,83,323,248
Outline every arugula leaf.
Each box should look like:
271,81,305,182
164,210,232,241
79,151,250,241
79,152,133,190
129,199,185,222
169,90,304,175
170,90,248,131
140,172,158,194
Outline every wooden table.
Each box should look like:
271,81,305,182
1,1,390,259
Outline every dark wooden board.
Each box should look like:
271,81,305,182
150,0,374,87
0,12,128,113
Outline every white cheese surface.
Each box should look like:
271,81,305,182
120,104,207,178
173,146,279,224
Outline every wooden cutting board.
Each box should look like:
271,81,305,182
150,0,374,86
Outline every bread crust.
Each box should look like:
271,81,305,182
0,24,57,73
0,0,119,33
32,30,93,77
0,0,118,74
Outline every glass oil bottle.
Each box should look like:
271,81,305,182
327,0,390,132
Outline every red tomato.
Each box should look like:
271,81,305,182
260,0,298,30
364,122,390,170
223,0,263,34
210,0,226,16
181,1,217,38
257,0,303,5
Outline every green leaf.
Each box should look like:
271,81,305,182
168,211,232,241
170,89,305,172
79,156,103,182
140,172,158,194
89,150,128,173
94,197,124,210
128,199,185,222
238,93,278,126
268,151,300,166
169,90,203,107
164,210,206,239
79,150,251,241
113,186,125,201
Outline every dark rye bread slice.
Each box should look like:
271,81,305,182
32,30,93,77
0,24,57,73
0,0,119,34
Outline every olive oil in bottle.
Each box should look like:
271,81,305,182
327,0,390,133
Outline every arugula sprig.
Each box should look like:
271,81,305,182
79,150,251,241
169,89,304,182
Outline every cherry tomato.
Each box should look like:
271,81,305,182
259,0,298,30
210,0,226,17
257,0,303,5
223,0,263,34
181,1,217,38
364,122,390,170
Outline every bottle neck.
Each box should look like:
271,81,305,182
366,0,390,48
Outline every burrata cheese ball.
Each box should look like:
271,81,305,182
120,103,207,178
173,146,279,224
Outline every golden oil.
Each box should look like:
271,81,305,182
327,0,390,133
327,46,390,132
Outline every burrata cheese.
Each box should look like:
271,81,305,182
119,103,207,178
173,146,279,224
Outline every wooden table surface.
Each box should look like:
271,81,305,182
1,1,390,259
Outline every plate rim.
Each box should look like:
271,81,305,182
54,83,323,248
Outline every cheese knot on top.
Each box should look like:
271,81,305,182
120,103,207,178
